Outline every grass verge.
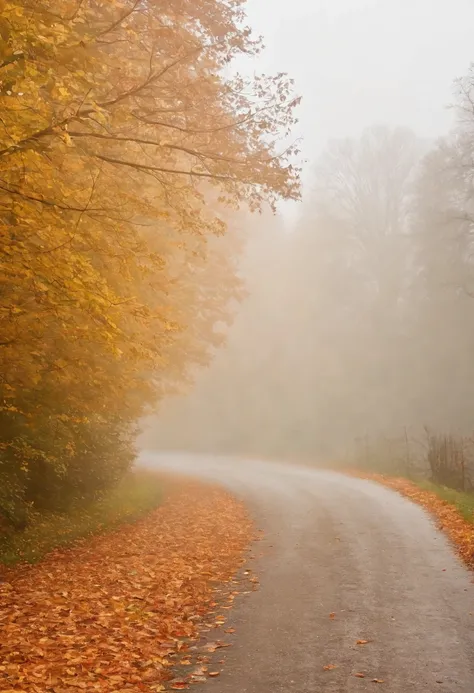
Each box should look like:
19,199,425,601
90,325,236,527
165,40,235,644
0,469,163,566
412,479,474,522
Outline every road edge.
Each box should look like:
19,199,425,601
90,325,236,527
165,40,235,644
345,471,474,571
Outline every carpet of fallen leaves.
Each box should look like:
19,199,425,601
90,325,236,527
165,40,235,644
0,480,254,693
350,471,474,569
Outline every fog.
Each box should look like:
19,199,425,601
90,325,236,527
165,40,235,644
247,1,474,140
141,1,474,469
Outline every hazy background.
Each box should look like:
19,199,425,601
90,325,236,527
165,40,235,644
141,0,474,469
247,0,474,142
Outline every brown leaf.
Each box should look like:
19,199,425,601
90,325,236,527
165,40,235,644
0,483,253,693
208,672,220,677
372,679,385,684
204,642,218,653
323,664,338,671
354,673,366,678
190,675,207,684
192,667,208,677
329,612,336,619
356,639,371,645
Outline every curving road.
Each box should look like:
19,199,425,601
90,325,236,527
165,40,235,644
139,453,474,692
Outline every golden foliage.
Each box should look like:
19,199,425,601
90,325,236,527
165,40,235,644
0,0,300,519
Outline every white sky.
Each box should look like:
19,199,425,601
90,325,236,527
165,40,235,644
244,0,474,176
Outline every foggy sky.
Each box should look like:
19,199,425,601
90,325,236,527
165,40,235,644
245,0,474,168
143,1,474,460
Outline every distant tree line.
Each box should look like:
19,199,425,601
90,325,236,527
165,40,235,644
145,62,474,496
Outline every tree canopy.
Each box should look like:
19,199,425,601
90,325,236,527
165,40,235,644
0,0,301,524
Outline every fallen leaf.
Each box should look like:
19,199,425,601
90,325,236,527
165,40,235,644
354,673,366,678
356,639,371,645
192,667,208,677
323,664,338,671
329,612,336,619
208,672,220,677
190,675,207,684
372,679,385,684
0,482,253,693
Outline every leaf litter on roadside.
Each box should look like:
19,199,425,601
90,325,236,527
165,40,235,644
0,481,254,692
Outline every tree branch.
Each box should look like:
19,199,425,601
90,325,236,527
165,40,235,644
93,153,240,182
0,46,207,159
67,130,253,165
0,182,105,213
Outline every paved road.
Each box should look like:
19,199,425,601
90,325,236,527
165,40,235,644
139,453,474,692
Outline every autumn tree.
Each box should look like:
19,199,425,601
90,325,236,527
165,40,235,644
0,0,301,524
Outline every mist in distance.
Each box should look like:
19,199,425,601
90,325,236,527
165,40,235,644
142,0,474,469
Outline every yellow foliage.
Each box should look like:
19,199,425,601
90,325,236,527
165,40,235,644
0,0,300,521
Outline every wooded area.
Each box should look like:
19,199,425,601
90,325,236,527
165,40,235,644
0,0,300,528
147,64,474,495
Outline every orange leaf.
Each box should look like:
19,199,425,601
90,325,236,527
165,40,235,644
0,484,252,693
354,673,365,678
323,664,337,671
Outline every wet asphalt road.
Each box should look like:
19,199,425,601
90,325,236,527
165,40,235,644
139,453,474,692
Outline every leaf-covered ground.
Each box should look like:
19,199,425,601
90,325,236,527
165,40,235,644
352,472,474,569
0,480,254,692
